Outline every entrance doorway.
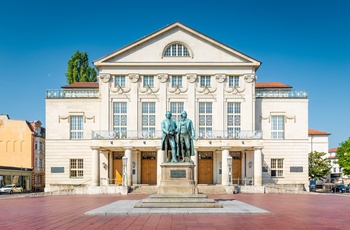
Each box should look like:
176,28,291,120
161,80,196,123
141,152,157,184
113,152,124,185
230,151,242,184
198,151,213,184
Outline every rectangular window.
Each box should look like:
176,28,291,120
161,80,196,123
171,76,183,87
271,116,284,139
113,102,127,138
70,116,83,139
227,102,241,137
142,102,156,137
200,76,211,87
35,142,38,150
228,76,239,87
198,102,212,138
115,76,125,87
70,159,84,178
143,75,154,87
170,102,184,123
271,159,283,177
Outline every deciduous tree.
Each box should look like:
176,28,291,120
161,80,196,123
336,137,350,175
308,151,331,180
66,50,97,84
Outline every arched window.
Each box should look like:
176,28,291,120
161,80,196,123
163,43,191,57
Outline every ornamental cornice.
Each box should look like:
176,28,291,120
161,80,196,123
186,73,198,83
157,73,169,83
128,73,140,83
243,73,256,83
215,73,226,83
99,74,111,83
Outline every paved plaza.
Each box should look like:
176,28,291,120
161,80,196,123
0,193,349,229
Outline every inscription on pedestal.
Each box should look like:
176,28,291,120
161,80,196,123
170,170,186,178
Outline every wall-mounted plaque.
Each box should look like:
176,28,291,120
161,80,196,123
290,166,303,172
51,167,64,173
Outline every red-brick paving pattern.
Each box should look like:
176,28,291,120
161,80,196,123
0,193,349,229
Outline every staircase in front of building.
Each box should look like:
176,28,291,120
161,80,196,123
129,185,158,194
197,184,228,194
129,184,228,194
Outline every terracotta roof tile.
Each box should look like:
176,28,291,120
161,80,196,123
255,82,292,88
62,82,99,89
308,129,330,135
329,148,338,153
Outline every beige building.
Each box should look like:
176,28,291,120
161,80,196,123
45,22,323,194
0,115,34,190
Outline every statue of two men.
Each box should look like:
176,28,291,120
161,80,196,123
161,110,197,163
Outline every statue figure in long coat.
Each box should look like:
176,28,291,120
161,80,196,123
177,111,197,162
161,111,178,162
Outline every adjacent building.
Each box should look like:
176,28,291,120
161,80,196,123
0,115,46,191
29,120,46,191
45,22,325,194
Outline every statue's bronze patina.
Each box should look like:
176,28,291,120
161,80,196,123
161,111,178,162
177,110,197,162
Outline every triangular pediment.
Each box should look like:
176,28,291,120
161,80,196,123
93,22,261,68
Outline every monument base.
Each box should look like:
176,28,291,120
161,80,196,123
134,194,222,208
135,162,222,208
157,162,198,195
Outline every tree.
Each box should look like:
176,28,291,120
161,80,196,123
336,137,350,175
65,50,97,84
308,151,331,180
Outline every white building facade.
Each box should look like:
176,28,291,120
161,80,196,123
45,22,314,194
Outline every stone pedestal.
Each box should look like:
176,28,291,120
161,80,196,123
135,162,222,208
157,162,198,194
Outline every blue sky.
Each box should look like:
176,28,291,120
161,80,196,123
1,0,349,148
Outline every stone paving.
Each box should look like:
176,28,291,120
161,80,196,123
85,199,269,215
0,192,349,229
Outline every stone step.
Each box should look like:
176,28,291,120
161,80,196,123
143,194,216,203
197,185,228,194
134,201,223,208
129,185,157,194
129,185,228,195
134,193,223,208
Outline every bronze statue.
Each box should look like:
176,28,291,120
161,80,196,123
177,110,197,162
161,111,178,162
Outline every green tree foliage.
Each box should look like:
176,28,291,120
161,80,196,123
308,151,331,180
65,50,97,84
336,137,350,175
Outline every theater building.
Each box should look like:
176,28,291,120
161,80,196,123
45,22,318,194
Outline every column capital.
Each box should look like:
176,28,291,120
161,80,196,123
123,147,133,151
254,146,264,151
91,146,100,151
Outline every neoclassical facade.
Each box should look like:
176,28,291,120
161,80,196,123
45,22,317,193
